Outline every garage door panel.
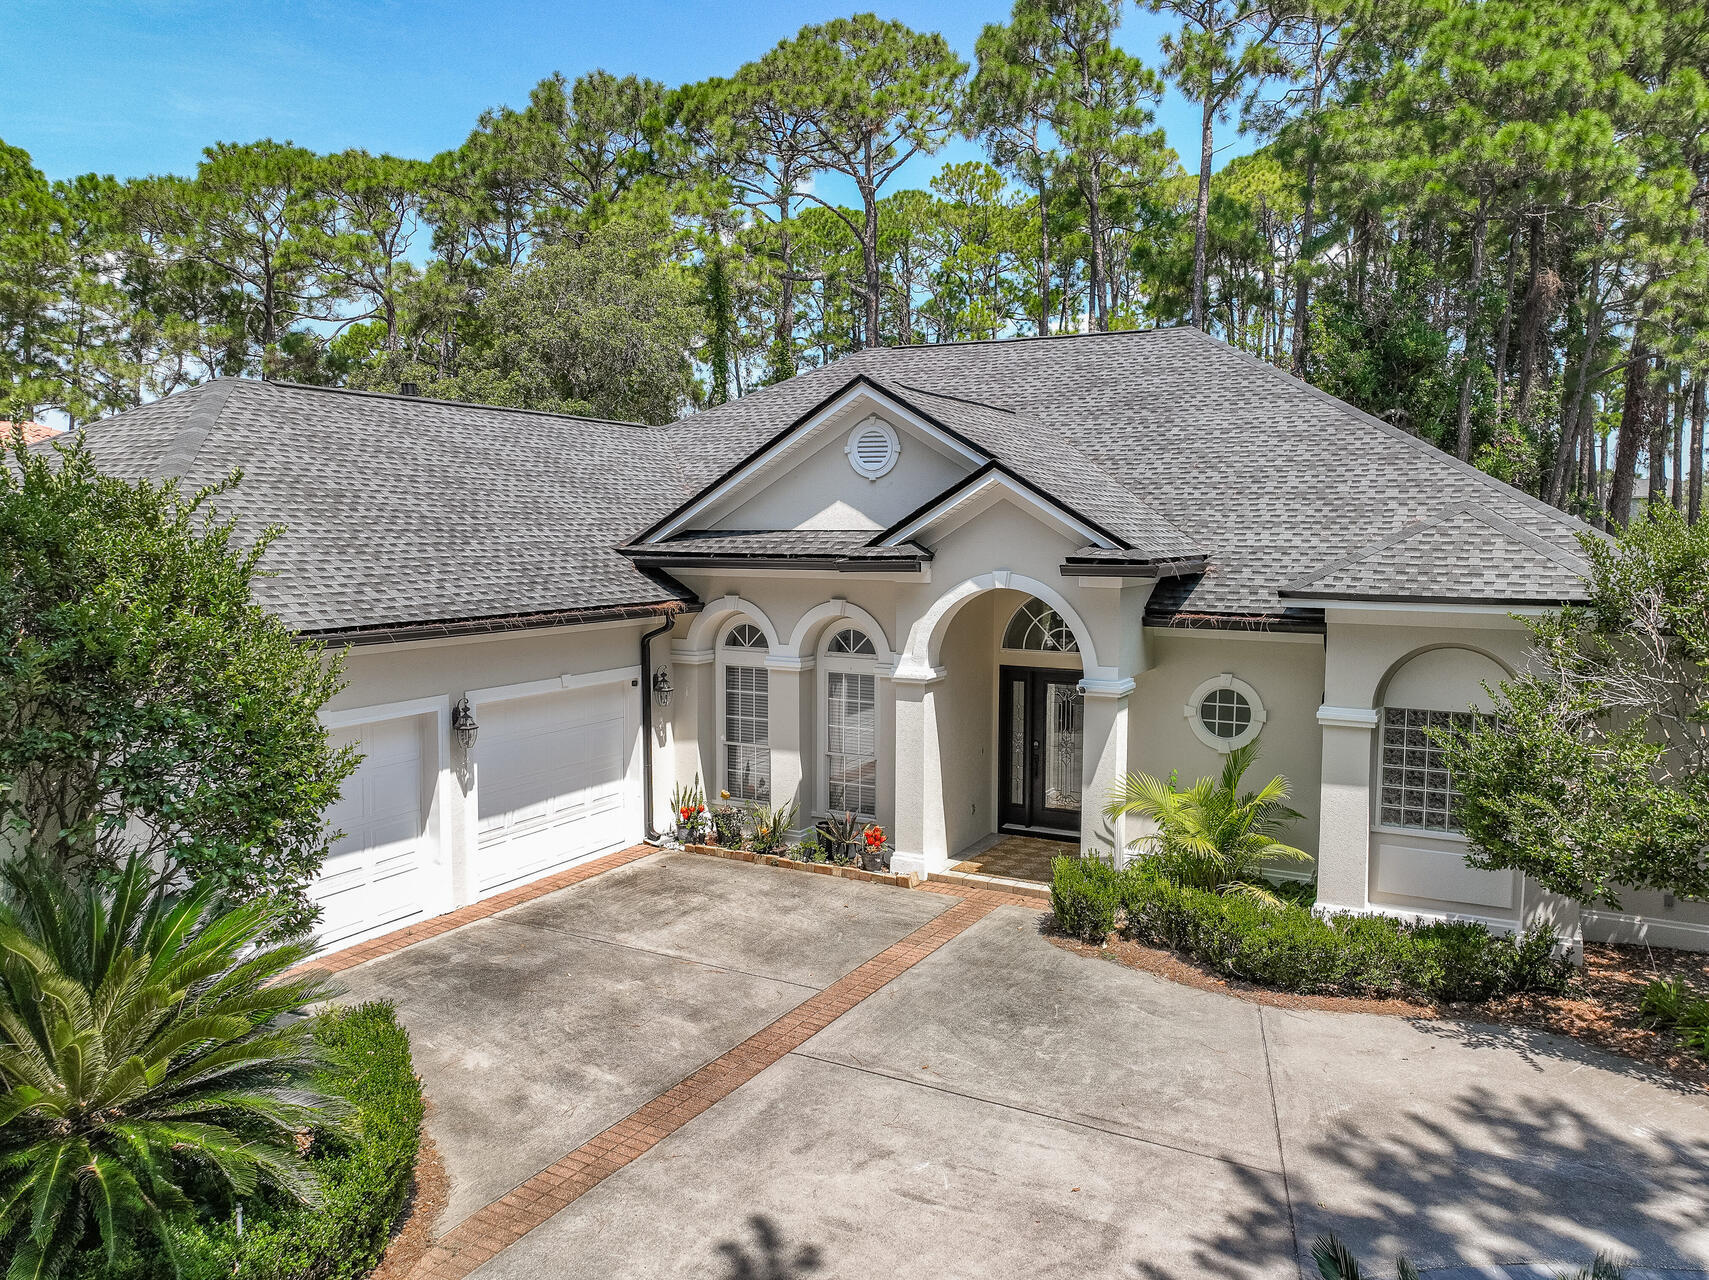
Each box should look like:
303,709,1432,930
475,687,636,896
314,715,441,949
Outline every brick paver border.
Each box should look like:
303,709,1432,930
404,897,1002,1280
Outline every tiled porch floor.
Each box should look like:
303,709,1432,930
950,834,1075,885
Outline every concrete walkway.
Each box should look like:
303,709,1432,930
333,851,1709,1280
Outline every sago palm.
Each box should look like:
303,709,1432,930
1104,739,1311,904
0,854,341,1278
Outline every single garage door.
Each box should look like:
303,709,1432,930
315,715,443,949
475,682,638,896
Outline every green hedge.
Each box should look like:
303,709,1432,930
1051,857,1571,1003
77,1001,425,1280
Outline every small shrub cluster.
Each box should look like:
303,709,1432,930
80,1001,426,1280
1050,857,1572,1003
1639,977,1709,1055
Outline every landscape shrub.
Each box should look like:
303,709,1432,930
1639,977,1709,1054
1059,859,1572,1002
1049,854,1121,942
77,1001,425,1280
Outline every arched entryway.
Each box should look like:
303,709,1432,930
996,597,1086,839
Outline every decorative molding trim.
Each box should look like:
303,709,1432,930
1185,673,1267,752
1317,704,1380,729
670,644,714,666
561,665,642,693
764,653,815,672
889,663,947,686
1078,676,1135,700
467,665,639,707
321,694,449,730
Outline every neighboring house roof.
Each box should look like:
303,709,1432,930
1278,504,1595,606
658,328,1596,623
52,379,691,639
4,421,65,446
46,328,1597,639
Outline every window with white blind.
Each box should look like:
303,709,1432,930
721,623,770,803
822,627,878,818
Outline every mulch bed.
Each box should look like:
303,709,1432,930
370,1100,452,1280
1048,930,1709,1091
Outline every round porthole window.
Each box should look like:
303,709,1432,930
1185,674,1266,752
845,417,900,480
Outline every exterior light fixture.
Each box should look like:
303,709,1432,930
452,696,479,750
651,667,674,709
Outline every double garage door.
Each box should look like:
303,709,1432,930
312,679,639,949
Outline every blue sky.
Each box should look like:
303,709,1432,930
4,0,1256,193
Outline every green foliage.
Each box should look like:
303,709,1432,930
748,801,798,857
1086,860,1572,1001
1312,1231,1625,1280
0,435,355,932
1443,507,1709,907
0,853,340,1278
709,804,746,849
1049,854,1122,942
1105,740,1312,906
1638,977,1709,1056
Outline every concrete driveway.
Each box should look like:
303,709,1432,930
336,851,1709,1279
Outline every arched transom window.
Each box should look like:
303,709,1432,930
720,622,770,802
821,628,878,818
1002,598,1080,653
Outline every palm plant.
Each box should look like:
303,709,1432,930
1104,739,1311,906
0,854,342,1278
1311,1232,1627,1279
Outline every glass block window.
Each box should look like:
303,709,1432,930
1198,687,1253,740
826,671,877,817
1002,598,1080,652
1379,707,1474,831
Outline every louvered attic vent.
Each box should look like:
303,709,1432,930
845,417,900,479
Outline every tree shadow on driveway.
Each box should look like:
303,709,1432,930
715,1215,824,1280
1136,1070,1709,1279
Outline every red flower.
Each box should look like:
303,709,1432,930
863,825,886,847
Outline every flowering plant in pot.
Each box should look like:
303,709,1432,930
750,800,798,856
670,776,707,843
859,823,892,872
710,791,746,849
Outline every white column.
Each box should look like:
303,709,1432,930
1078,677,1133,864
765,654,812,824
670,644,715,806
889,667,946,877
1315,705,1378,912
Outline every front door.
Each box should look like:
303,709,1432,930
999,667,1085,836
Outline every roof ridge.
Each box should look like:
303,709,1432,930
152,379,236,480
892,381,1018,414
1455,502,1591,573
872,325,1184,353
252,377,652,428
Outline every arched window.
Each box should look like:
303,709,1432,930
1002,598,1080,653
720,622,770,802
821,628,877,817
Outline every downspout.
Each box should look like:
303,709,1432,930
639,614,677,842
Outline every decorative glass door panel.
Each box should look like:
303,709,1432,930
998,667,1085,836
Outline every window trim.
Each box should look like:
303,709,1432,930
817,627,879,820
717,621,771,804
1184,673,1267,753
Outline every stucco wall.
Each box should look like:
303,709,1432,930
937,593,997,856
711,413,974,532
1129,628,1327,865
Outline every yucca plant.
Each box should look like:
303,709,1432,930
0,854,342,1278
1104,739,1311,906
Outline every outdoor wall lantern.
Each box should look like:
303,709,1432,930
452,696,479,750
652,667,675,709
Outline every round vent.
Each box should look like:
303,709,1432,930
845,418,900,479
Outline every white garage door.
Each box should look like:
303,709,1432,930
315,715,442,949
475,682,638,896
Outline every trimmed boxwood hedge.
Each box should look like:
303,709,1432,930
74,1000,425,1280
1052,856,1572,1003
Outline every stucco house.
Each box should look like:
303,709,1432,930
57,327,1706,953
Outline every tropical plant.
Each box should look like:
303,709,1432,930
0,854,341,1278
1105,739,1311,904
709,802,746,849
1311,1231,1626,1279
670,774,707,840
816,811,865,865
748,800,798,856
1638,976,1709,1055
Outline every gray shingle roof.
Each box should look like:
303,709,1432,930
59,327,1597,636
624,529,930,568
61,379,690,636
661,328,1597,621
1278,504,1593,605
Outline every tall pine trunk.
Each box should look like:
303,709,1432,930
1691,374,1705,524
1191,94,1214,329
1454,203,1491,462
1036,174,1052,337
1608,344,1651,529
